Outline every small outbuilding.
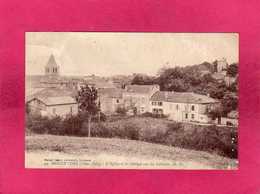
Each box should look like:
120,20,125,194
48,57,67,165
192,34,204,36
27,96,78,117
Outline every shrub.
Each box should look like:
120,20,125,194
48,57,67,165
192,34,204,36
140,112,168,119
166,122,183,132
91,112,107,122
122,123,140,140
85,122,112,138
62,114,84,136
26,114,237,158
163,124,237,158
141,112,154,117
116,107,127,115
26,115,62,134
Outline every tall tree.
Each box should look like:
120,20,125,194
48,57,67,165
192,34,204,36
226,63,238,77
76,85,99,137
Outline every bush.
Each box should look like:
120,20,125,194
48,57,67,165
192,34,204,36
91,112,107,122
116,107,127,115
140,112,168,119
163,124,237,158
121,123,140,140
106,122,140,140
26,114,237,158
166,122,183,132
26,115,62,134
84,122,112,138
141,112,154,117
62,114,84,136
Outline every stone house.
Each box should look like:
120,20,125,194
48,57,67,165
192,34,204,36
150,91,219,123
123,85,160,114
98,88,124,114
27,96,78,117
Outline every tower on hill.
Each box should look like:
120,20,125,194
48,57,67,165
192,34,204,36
45,54,60,77
216,58,228,72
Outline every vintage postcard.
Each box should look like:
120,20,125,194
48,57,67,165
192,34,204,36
25,32,238,169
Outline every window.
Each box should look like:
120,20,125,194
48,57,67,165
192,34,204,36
158,102,163,106
52,108,56,114
152,108,163,114
70,106,73,113
141,107,145,112
191,105,195,111
158,109,163,114
176,104,179,110
116,99,120,103
151,101,156,105
191,114,195,119
185,113,188,119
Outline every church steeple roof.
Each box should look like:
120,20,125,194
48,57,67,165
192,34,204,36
46,54,58,67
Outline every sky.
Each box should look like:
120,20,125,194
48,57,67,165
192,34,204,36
26,32,238,76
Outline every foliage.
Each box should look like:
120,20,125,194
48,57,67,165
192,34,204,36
62,114,84,135
131,74,155,85
141,112,168,118
76,84,99,137
76,84,99,115
132,62,238,113
226,63,238,77
207,106,223,119
26,115,62,135
91,112,107,122
26,114,237,158
221,93,238,116
116,106,127,115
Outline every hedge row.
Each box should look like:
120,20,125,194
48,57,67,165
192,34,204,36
26,114,237,158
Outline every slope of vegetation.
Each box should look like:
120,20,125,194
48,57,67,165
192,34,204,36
26,115,237,158
26,135,238,169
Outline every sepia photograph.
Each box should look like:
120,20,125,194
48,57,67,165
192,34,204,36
25,32,238,169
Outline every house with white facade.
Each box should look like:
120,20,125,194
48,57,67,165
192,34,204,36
150,91,219,123
27,96,78,117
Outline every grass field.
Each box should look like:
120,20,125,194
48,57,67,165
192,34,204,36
25,134,238,169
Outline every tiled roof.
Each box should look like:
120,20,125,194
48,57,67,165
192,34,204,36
35,96,77,106
125,84,159,94
151,91,218,104
98,88,123,98
26,87,77,102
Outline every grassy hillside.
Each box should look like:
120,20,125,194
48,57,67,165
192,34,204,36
26,115,238,158
26,134,238,169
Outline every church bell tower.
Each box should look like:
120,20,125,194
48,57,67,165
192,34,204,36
45,54,60,77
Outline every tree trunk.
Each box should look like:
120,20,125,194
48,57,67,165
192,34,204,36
88,115,92,137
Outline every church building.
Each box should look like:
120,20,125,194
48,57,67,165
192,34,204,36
45,54,60,77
